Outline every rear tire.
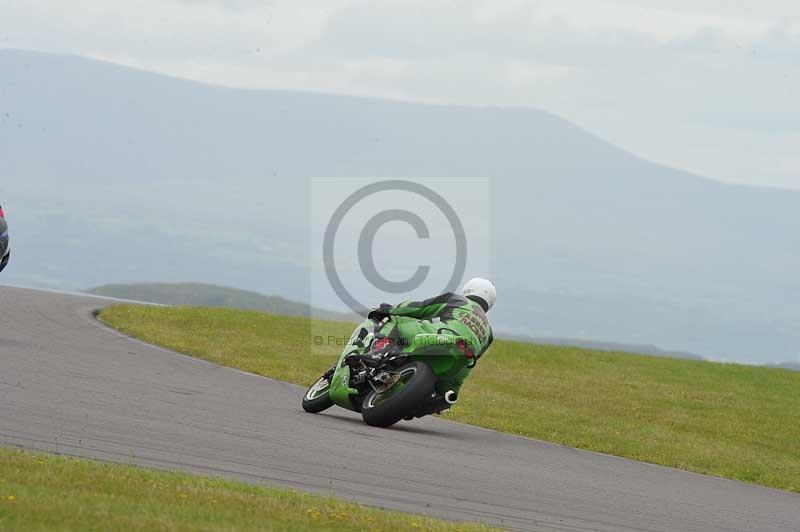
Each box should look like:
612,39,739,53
302,374,334,413
361,361,435,428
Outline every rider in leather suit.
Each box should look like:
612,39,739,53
342,278,496,412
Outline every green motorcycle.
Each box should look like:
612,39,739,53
302,324,475,428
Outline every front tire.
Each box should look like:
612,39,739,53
302,374,334,413
361,361,435,428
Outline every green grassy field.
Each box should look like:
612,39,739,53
99,305,800,493
0,448,491,531
87,282,354,321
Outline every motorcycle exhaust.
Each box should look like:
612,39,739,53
415,391,458,418
444,390,458,405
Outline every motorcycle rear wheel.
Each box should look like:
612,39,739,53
361,361,435,428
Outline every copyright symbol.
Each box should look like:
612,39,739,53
322,180,467,316
313,336,324,346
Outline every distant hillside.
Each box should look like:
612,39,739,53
771,362,800,372
507,335,704,361
4,49,799,364
90,283,704,362
88,283,355,322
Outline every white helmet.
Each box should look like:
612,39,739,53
461,277,496,312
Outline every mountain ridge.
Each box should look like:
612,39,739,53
2,48,798,364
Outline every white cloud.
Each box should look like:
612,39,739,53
1,0,797,187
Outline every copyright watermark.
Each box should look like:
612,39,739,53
310,178,491,320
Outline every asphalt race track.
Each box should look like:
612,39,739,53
1,286,798,531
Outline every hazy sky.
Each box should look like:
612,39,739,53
3,0,798,188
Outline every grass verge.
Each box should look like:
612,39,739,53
0,447,492,531
99,305,800,493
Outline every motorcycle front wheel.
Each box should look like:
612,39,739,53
361,361,435,428
302,373,335,413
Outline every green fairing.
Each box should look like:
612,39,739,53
326,292,494,413
328,365,359,409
